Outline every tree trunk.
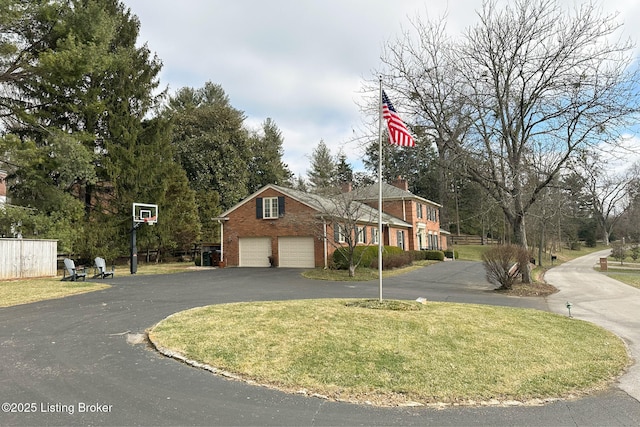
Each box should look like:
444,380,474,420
349,263,356,277
437,147,450,231
84,183,93,220
512,214,532,284
538,219,545,268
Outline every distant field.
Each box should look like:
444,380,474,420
453,244,607,264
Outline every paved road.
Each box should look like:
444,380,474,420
1,259,639,426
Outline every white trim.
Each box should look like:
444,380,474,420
262,196,279,219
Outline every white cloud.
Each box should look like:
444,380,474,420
124,0,640,177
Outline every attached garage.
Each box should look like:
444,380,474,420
238,237,271,267
278,237,315,268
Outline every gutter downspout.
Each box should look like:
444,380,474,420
212,217,229,265
218,219,224,265
402,197,406,221
323,219,328,269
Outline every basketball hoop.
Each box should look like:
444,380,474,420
143,216,157,225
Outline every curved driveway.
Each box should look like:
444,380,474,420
1,259,639,426
546,250,640,402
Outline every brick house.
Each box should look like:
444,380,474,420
217,179,446,268
352,177,448,252
0,170,6,205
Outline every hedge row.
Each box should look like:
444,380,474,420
332,246,446,270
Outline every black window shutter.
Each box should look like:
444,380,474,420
362,226,367,243
334,223,340,241
278,196,285,217
256,198,263,219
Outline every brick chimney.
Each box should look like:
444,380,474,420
340,181,353,193
392,176,408,191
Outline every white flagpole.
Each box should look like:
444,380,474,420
378,76,384,302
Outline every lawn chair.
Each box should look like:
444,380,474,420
62,258,87,281
93,257,114,279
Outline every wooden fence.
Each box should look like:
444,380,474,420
450,234,500,246
0,238,57,280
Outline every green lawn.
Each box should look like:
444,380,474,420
605,273,640,289
453,244,608,263
0,278,110,308
302,260,437,281
1,262,196,308
149,299,628,407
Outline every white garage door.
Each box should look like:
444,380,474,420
239,237,271,267
278,237,315,268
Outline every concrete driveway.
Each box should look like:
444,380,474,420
0,259,639,426
546,249,640,402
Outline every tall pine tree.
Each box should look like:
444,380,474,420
165,82,251,210
247,118,292,192
307,140,336,194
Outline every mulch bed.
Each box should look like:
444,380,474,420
496,281,558,297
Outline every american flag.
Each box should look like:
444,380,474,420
382,90,415,147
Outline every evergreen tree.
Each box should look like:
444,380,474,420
0,0,194,260
335,151,353,186
136,118,201,258
291,174,309,192
247,118,292,192
363,136,439,201
166,82,251,210
307,140,336,194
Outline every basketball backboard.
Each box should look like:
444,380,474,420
133,203,158,225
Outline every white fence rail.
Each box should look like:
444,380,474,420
0,239,58,280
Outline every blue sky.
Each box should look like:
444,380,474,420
123,0,640,178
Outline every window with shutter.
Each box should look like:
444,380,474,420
397,230,405,250
278,196,285,217
357,226,366,244
371,227,379,244
256,198,263,219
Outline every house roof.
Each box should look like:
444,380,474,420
352,182,442,207
220,184,412,228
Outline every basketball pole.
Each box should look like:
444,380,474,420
130,203,158,274
130,220,141,274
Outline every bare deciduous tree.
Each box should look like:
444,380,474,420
319,191,379,277
286,186,379,277
573,154,638,245
380,15,471,229
380,0,640,282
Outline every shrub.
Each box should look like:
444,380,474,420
481,244,530,290
368,246,407,270
332,247,351,270
377,252,412,270
424,250,445,261
611,242,627,264
332,245,380,270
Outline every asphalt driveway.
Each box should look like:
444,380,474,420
1,259,639,426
